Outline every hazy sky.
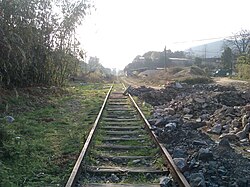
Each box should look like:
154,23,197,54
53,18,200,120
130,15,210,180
78,0,250,70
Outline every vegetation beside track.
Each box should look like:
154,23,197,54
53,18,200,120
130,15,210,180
0,83,110,186
78,85,167,185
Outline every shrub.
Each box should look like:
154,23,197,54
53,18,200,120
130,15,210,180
237,64,250,79
0,123,9,148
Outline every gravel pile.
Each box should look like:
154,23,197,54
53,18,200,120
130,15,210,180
130,83,250,187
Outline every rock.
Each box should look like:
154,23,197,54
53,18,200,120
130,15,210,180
164,108,175,115
240,138,248,143
225,107,234,114
236,178,248,187
164,123,177,132
183,171,190,178
222,124,230,131
5,116,15,123
231,119,240,128
189,173,206,187
185,121,206,129
110,173,119,182
154,127,163,136
173,158,187,172
242,114,248,127
198,148,213,161
155,108,165,114
218,138,231,148
208,161,217,169
236,123,250,140
218,167,227,175
196,118,202,123
183,114,193,120
175,82,183,88
102,157,110,162
219,133,238,141
132,159,141,164
148,118,157,125
208,123,222,134
202,103,208,108
200,114,209,120
145,173,152,179
159,176,172,187
183,107,191,114
194,97,206,104
173,147,187,158
129,85,250,185
245,104,250,111
192,140,208,146
155,118,168,127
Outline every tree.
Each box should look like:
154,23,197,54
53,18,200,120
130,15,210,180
221,47,233,70
88,56,100,71
194,57,202,67
236,55,250,79
0,0,92,88
172,51,186,58
228,29,250,55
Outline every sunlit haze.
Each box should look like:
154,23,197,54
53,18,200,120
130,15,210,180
78,0,250,70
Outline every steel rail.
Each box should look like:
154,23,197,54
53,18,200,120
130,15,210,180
65,85,113,187
124,84,190,187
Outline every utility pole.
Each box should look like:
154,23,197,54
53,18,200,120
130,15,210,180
204,45,207,63
164,46,167,71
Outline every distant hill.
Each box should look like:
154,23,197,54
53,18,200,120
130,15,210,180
186,40,228,58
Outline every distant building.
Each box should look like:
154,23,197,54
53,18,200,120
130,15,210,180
202,57,221,67
169,58,193,66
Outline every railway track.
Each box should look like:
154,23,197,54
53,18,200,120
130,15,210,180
66,84,190,187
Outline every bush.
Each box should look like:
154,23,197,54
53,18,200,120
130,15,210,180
0,124,9,148
237,64,250,79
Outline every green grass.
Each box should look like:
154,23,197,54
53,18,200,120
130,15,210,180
132,97,153,119
81,107,167,183
80,172,165,185
0,84,110,186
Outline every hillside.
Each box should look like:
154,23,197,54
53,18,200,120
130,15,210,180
186,40,227,58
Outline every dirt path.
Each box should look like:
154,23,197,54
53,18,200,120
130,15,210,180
213,77,248,85
213,77,250,90
122,76,250,91
121,76,164,89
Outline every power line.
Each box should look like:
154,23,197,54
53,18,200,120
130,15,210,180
189,50,221,53
171,35,235,44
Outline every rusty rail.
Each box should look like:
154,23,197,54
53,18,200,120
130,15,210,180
65,85,113,187
65,83,190,187
124,84,190,187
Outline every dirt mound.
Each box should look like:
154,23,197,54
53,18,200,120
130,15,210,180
133,66,209,87
171,66,206,78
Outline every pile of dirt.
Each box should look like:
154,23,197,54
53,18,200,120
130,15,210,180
173,66,206,78
130,83,250,186
137,66,207,81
